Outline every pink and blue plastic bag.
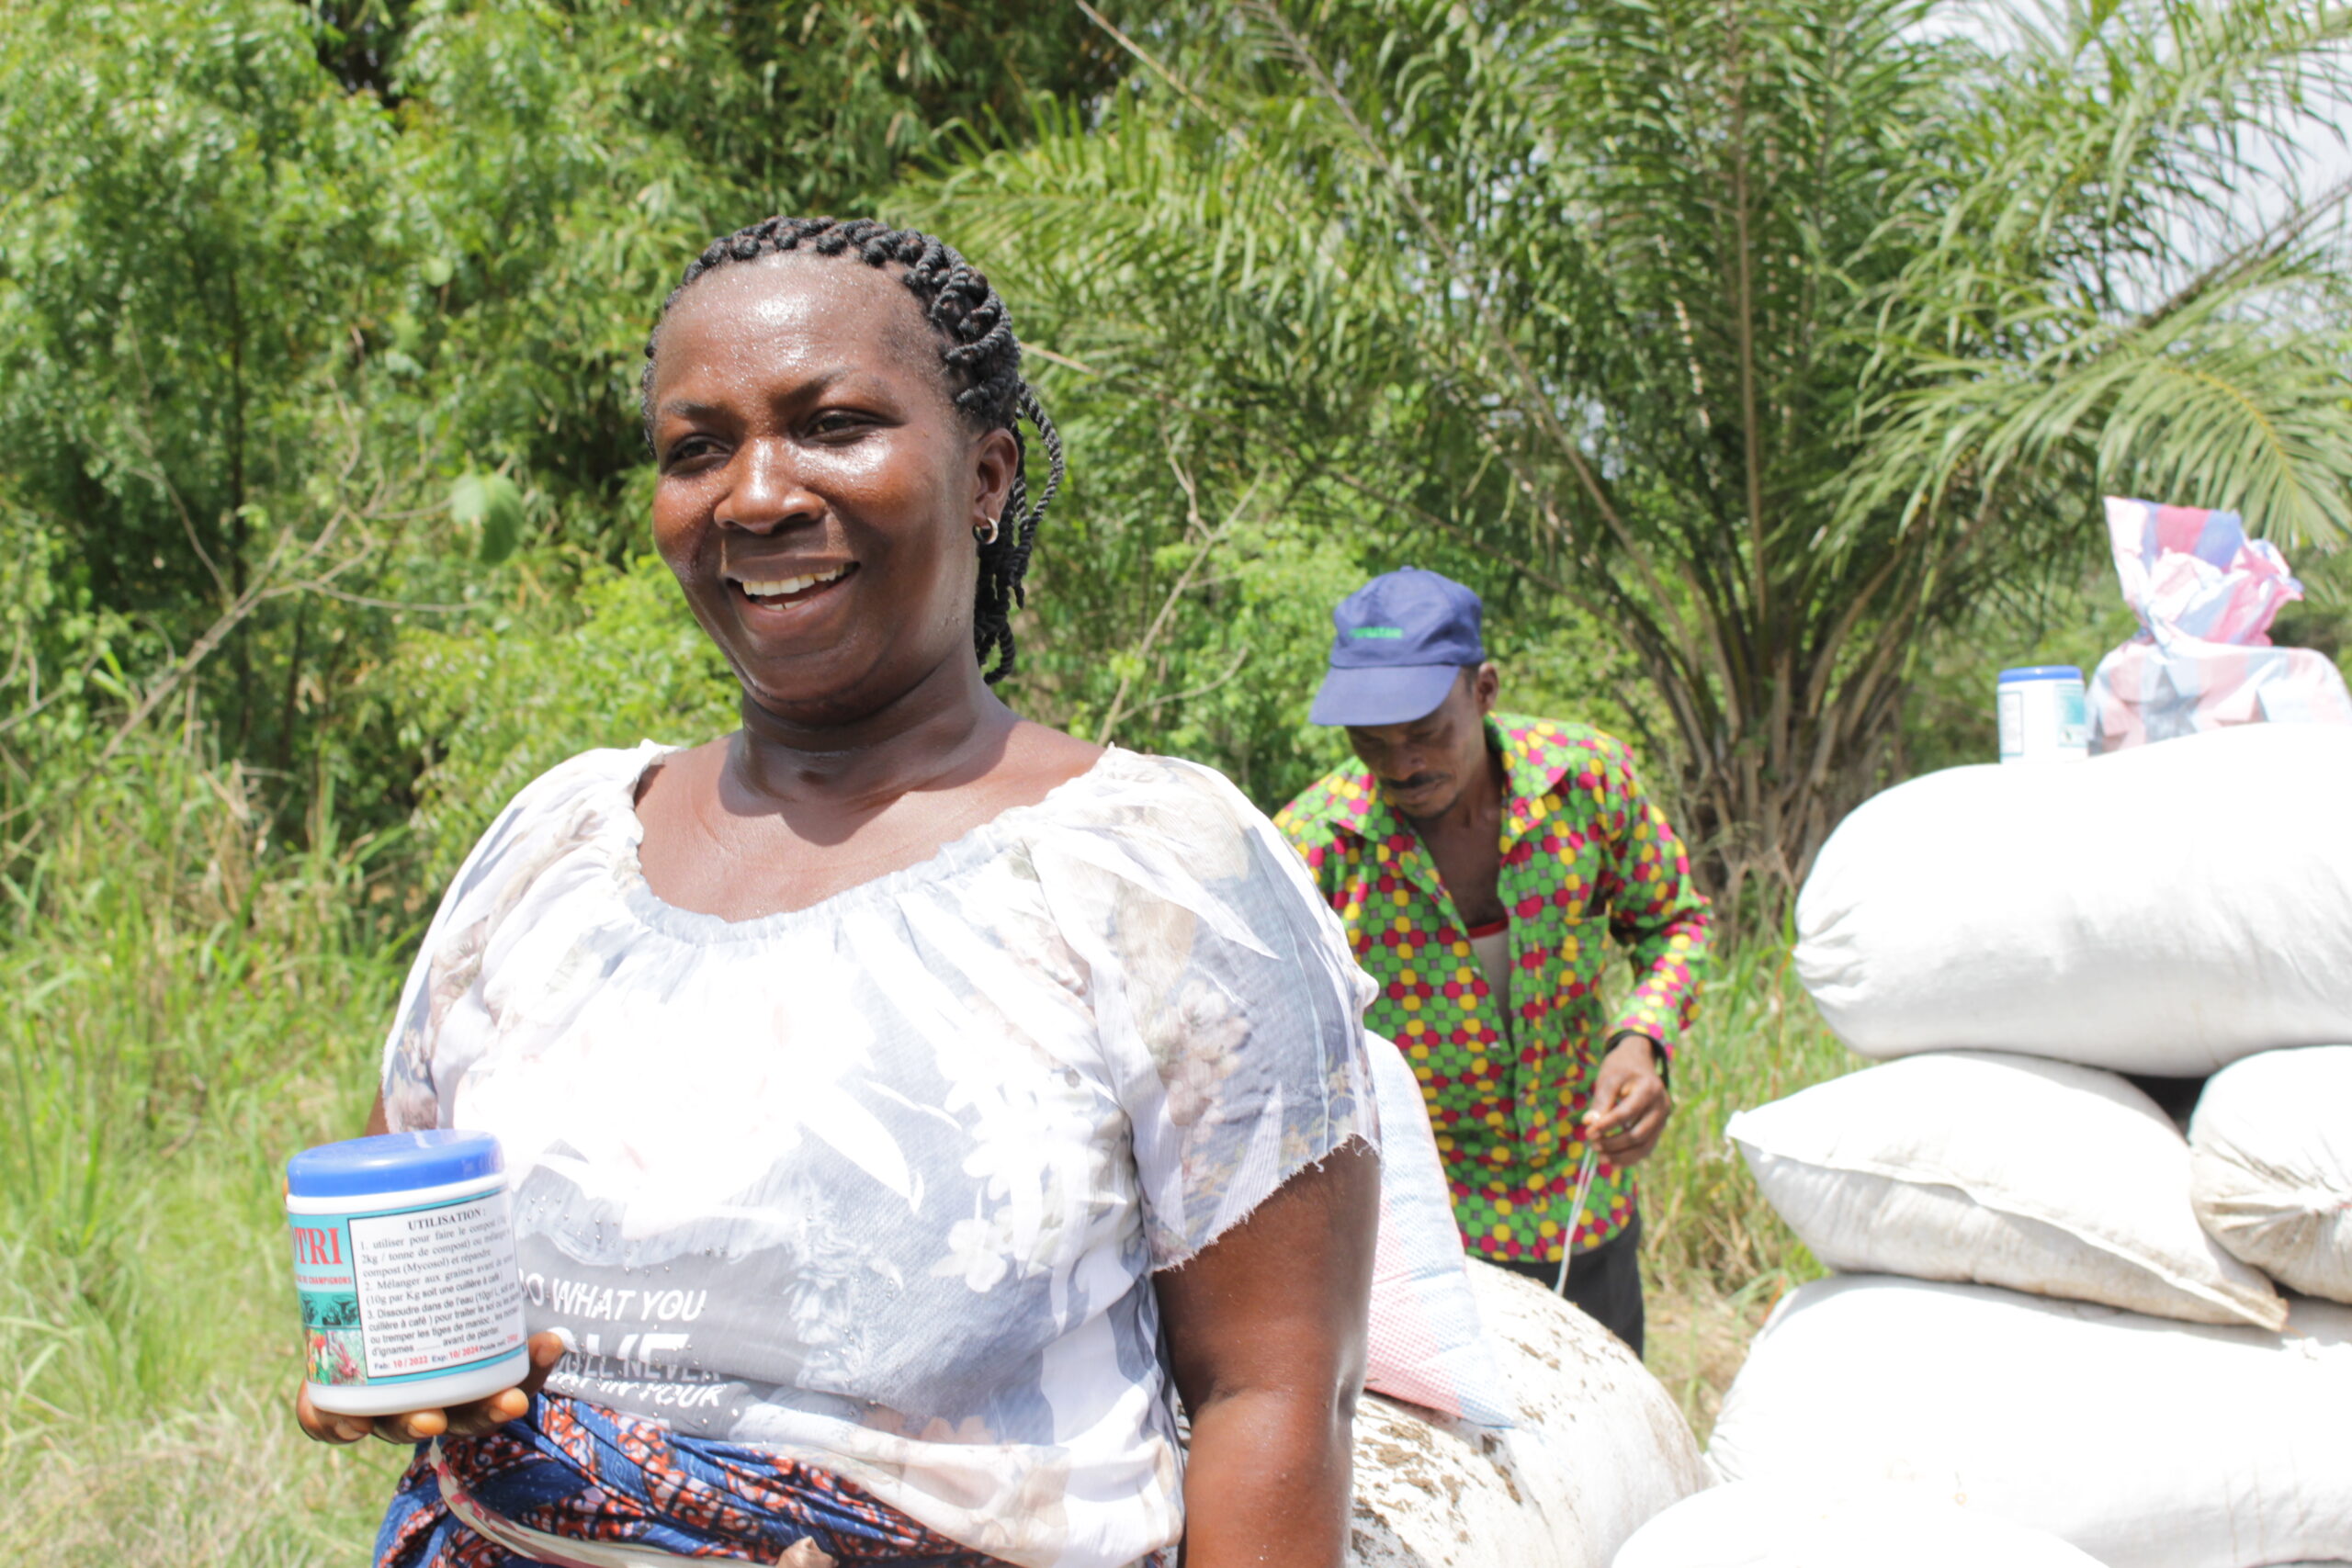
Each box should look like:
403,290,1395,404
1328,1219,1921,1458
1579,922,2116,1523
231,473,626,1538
2088,497,2352,752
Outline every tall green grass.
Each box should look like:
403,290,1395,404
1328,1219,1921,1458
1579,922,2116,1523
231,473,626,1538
0,747,1853,1557
0,742,406,1562
1637,935,1860,1437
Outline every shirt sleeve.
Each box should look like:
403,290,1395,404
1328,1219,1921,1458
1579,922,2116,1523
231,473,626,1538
1592,740,1711,1063
377,747,653,1131
1271,794,1331,881
1040,759,1379,1270
1272,794,1356,928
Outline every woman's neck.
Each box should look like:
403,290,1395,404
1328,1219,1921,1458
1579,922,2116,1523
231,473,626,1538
728,650,1018,815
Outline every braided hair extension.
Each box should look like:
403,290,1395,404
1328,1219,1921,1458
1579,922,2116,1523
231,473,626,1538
641,217,1065,684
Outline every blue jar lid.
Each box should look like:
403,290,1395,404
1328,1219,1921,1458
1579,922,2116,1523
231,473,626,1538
1997,664,2084,684
288,1130,504,1199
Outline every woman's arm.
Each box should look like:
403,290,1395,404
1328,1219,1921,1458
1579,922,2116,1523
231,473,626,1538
1155,1138,1379,1568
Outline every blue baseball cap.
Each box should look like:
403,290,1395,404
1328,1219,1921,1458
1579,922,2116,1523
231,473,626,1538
1308,568,1487,727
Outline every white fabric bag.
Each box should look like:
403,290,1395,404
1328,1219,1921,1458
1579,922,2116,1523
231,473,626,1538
1362,1031,1515,1423
1350,1264,1708,1568
1612,1480,2109,1568
1708,1276,2352,1568
1794,723,2352,1075
2191,1045,2352,1304
1727,1052,2284,1328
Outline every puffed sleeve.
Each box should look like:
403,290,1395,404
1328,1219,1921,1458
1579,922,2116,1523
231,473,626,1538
1035,756,1380,1269
378,746,661,1132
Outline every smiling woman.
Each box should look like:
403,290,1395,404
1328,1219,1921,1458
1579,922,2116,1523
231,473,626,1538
640,217,1059,702
290,217,1383,1568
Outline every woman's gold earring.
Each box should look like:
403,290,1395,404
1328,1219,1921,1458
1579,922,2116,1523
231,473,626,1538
974,518,1001,546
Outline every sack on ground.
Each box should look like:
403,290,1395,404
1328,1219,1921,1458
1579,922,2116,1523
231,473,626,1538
2191,1045,2352,1305
1611,1480,2107,1568
1708,1276,2352,1568
1362,1032,1514,1424
1351,1262,1707,1568
1727,1051,2284,1328
1794,722,2352,1075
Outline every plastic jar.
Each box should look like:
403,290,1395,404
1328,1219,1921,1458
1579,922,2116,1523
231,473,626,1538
286,1129,529,1416
1997,665,2089,763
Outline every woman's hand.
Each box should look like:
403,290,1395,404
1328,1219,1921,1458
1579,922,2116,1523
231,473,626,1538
295,1331,568,1446
1156,1139,1379,1568
299,1093,566,1446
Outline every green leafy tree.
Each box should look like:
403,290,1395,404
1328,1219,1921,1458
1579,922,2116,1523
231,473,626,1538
0,0,416,792
373,0,1140,560
920,0,2352,905
0,0,1138,842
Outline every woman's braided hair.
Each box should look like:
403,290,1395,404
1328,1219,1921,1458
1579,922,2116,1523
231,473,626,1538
642,216,1064,685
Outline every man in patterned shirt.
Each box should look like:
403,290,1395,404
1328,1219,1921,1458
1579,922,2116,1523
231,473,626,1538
1272,568,1710,1355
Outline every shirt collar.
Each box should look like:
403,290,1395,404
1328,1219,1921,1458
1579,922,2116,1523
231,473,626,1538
1325,712,1577,845
1492,713,1585,841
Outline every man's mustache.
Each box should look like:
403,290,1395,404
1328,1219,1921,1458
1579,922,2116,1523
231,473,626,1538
1381,773,1445,795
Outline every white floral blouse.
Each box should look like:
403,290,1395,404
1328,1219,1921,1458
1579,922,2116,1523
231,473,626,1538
379,744,1377,1568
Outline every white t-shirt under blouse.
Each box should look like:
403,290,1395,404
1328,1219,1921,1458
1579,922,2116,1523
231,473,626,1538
378,744,1378,1568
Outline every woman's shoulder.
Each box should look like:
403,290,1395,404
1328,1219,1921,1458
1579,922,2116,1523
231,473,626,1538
492,741,672,832
1019,746,1311,913
437,742,670,905
1001,719,1105,783
1051,746,1273,839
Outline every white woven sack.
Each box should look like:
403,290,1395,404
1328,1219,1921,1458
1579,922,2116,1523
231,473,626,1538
1612,1480,2109,1568
1708,1277,2352,1568
1727,1052,2284,1328
1362,1032,1514,1423
1794,723,2352,1074
1350,1263,1707,1568
2191,1045,2352,1304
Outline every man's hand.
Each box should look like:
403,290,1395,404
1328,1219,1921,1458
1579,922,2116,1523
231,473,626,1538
1583,1034,1671,1167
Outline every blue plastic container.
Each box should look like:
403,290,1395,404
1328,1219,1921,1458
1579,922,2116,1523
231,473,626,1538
286,1130,527,1416
1997,665,2089,763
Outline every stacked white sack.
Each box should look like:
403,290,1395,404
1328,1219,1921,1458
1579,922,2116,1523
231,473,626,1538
2190,1045,2352,1304
1708,1277,2352,1568
1794,723,2352,1074
1727,1052,2283,1328
1612,1480,2109,1568
1349,1262,1707,1568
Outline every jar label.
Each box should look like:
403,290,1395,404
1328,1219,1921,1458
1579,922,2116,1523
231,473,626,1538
290,1188,526,1387
1998,678,2089,762
2056,685,2088,749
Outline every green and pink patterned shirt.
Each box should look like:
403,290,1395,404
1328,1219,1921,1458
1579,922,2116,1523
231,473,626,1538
1272,715,1710,1263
